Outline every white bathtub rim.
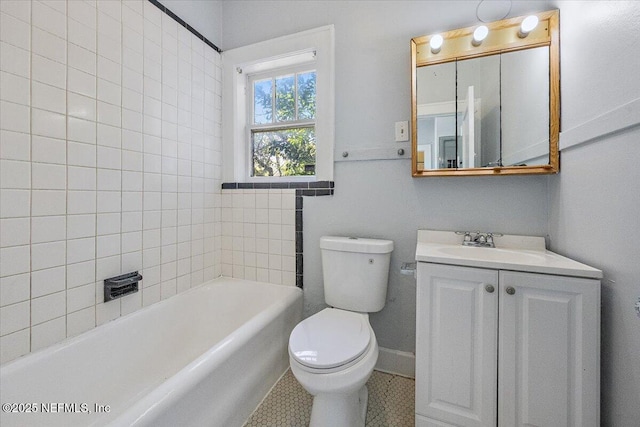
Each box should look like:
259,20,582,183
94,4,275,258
112,280,302,425
0,277,298,374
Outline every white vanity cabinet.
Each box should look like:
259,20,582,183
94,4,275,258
415,262,600,427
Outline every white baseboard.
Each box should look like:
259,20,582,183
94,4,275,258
375,347,415,378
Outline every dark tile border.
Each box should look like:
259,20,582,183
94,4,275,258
222,182,334,288
221,181,334,191
148,0,223,53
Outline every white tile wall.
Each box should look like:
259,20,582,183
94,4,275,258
221,189,297,286
0,0,222,364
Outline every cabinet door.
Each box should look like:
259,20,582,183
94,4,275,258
498,271,600,427
416,263,498,426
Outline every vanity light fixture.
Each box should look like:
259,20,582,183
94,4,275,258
430,34,443,53
472,25,489,46
518,15,539,38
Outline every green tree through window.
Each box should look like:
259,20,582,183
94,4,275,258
251,70,316,177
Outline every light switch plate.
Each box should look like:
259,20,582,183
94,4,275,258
395,121,409,142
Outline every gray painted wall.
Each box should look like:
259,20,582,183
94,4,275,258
547,1,640,425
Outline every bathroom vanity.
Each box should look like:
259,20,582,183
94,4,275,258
414,230,602,427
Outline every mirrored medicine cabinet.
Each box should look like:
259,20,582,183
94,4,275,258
411,10,560,177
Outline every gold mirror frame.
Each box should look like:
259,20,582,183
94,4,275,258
411,10,560,177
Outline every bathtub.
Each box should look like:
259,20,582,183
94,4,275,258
0,278,302,427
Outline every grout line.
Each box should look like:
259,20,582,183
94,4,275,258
119,0,124,315
64,0,69,339
93,0,99,331
28,0,34,354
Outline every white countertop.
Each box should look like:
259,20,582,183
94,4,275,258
415,230,603,279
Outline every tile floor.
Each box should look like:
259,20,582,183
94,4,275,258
244,369,415,426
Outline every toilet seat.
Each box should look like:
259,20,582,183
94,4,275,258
289,308,371,370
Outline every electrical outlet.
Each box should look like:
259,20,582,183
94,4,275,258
395,121,409,142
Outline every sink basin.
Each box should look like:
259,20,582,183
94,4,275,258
435,246,547,264
415,230,603,279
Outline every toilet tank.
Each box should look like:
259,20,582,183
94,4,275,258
320,236,394,312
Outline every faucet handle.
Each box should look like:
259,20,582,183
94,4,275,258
486,232,503,247
455,231,472,242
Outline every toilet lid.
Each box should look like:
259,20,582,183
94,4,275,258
289,308,371,369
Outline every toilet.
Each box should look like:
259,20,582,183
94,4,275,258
288,236,394,427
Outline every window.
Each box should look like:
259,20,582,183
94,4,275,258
222,26,335,182
249,66,317,177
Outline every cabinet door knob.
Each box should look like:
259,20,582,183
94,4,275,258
485,284,495,293
506,286,516,295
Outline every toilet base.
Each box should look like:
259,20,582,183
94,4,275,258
309,385,368,427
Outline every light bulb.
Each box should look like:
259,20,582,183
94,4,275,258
519,15,539,37
472,25,489,46
430,34,443,53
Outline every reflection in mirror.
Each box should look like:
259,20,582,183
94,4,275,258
416,62,456,169
501,47,550,166
411,10,559,177
456,56,500,167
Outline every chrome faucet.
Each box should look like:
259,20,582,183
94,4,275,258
456,231,503,248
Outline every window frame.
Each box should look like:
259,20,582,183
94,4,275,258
222,26,335,183
247,64,318,179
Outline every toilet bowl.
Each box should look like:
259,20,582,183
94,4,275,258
288,236,393,427
289,308,379,427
